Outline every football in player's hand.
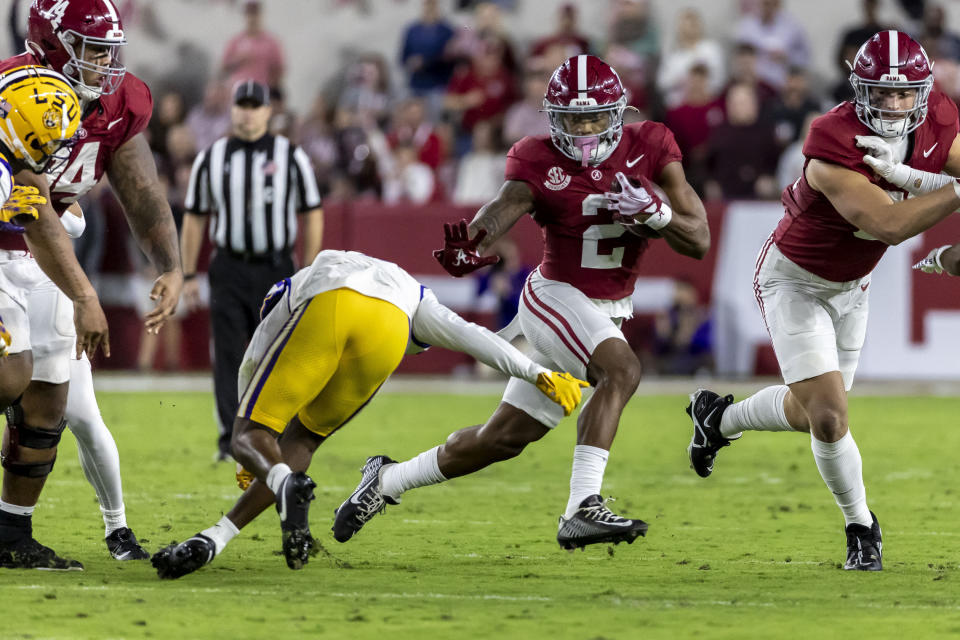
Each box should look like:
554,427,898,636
609,176,664,239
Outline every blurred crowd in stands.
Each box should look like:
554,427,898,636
5,0,957,374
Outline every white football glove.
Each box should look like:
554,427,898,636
604,172,672,230
912,245,952,275
855,135,896,163
862,154,912,188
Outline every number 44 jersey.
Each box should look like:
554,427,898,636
505,121,682,300
0,51,152,250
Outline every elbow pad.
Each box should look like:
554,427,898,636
60,212,86,238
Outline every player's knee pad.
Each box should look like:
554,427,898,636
1,404,66,478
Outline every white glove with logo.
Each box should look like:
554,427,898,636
912,245,952,275
855,135,896,163
861,153,911,188
604,172,672,230
857,135,960,196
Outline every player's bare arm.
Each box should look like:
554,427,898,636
940,133,960,177
107,132,183,331
806,158,960,245
940,244,960,274
468,180,535,253
656,161,710,259
15,170,109,358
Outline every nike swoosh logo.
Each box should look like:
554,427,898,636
106,117,123,130
278,488,288,521
923,142,938,158
625,155,644,168
349,476,376,505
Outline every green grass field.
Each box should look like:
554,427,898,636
5,390,960,640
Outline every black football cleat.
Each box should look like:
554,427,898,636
0,536,83,571
152,534,216,579
844,511,883,571
332,455,398,543
686,388,737,478
106,527,150,560
556,494,648,551
276,471,317,570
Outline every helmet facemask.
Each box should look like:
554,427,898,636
850,72,933,138
58,30,126,100
544,96,627,167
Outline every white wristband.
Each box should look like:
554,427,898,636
903,167,957,196
60,211,86,238
643,202,672,231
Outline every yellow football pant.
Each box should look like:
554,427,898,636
238,288,409,436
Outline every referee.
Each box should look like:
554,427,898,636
181,79,323,460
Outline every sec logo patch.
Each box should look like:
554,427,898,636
544,166,570,191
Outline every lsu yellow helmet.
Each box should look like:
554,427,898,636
0,65,80,173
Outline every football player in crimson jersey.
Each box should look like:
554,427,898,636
332,55,711,550
0,0,182,569
686,30,960,571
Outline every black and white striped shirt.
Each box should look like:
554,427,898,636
184,134,321,254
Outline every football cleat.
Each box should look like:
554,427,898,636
152,534,216,579
686,388,737,478
332,455,398,543
556,494,648,550
276,471,317,570
105,527,150,560
0,536,83,570
844,511,883,571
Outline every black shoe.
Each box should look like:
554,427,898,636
152,534,216,579
556,495,648,550
276,471,317,570
686,389,737,478
105,527,150,561
0,536,83,571
332,455,398,543
844,511,883,571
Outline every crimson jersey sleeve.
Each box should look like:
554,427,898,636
505,136,551,202
116,74,153,146
802,107,877,180
644,121,683,177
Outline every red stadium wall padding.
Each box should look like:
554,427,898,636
97,201,727,372
910,215,960,343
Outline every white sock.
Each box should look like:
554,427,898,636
719,385,794,438
565,445,609,518
380,446,446,500
266,463,293,495
0,500,34,517
201,515,240,556
101,507,128,537
66,355,127,514
810,432,872,527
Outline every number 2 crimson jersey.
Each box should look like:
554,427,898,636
775,90,959,282
0,51,153,251
505,121,683,300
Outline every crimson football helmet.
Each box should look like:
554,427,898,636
543,55,627,166
849,30,933,137
26,0,127,101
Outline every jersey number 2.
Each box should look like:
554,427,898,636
581,194,626,269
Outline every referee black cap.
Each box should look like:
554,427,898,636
233,80,270,108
